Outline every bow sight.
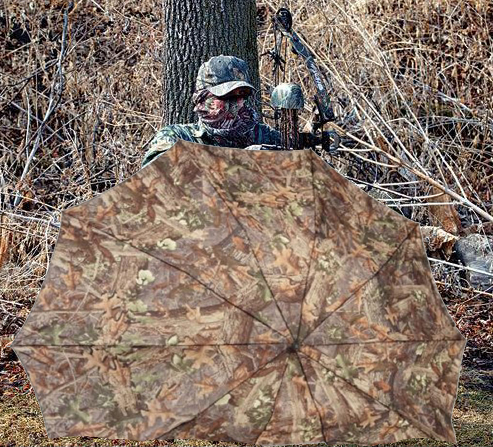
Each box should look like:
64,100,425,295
262,8,340,153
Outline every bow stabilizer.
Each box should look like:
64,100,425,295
263,8,339,154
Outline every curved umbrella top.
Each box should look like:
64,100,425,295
13,140,465,445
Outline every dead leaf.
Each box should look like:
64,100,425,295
184,346,217,368
232,235,248,253
384,305,399,325
61,264,82,290
427,186,461,235
374,380,392,392
360,408,381,428
420,226,458,259
272,246,299,275
93,293,121,318
194,377,217,398
142,398,176,426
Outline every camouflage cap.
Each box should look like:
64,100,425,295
196,55,254,97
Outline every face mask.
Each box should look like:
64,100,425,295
192,89,259,147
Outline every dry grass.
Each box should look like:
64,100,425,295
1,364,492,446
1,0,493,445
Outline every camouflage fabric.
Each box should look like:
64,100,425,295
271,82,304,109
193,89,254,128
193,88,261,147
195,55,254,97
13,141,465,445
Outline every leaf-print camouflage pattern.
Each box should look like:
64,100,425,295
12,140,466,445
195,55,254,97
270,82,304,110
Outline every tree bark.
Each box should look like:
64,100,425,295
162,0,260,125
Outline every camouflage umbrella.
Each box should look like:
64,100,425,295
13,141,465,445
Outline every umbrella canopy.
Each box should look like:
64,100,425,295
12,140,465,445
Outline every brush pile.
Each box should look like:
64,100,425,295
1,0,492,370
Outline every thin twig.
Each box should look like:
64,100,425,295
1,212,60,229
435,281,493,299
429,257,493,278
13,1,74,207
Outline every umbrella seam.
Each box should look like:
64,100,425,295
294,350,328,444
303,338,466,345
14,343,287,347
196,145,295,342
299,222,420,345
14,338,467,347
253,354,290,444
295,149,318,343
155,348,288,441
298,350,442,442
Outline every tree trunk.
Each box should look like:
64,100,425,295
162,0,260,125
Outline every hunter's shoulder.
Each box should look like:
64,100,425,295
142,123,202,167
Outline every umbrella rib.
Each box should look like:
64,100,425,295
14,343,286,347
299,223,419,345
305,338,465,346
86,223,290,342
155,348,288,441
253,356,290,444
194,151,295,342
64,210,288,342
294,350,329,444
298,351,436,441
295,150,318,343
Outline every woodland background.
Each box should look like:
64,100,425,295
0,0,492,446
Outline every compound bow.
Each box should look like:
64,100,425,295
262,7,340,154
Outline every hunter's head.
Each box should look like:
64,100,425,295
192,55,259,146
195,55,254,98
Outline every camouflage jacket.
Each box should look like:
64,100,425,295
142,122,282,167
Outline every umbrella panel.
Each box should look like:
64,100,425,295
13,141,465,445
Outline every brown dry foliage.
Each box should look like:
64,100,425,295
1,1,493,446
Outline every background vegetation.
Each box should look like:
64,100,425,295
1,0,492,445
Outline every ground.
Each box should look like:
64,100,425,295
0,351,492,447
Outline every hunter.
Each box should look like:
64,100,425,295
141,55,281,167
